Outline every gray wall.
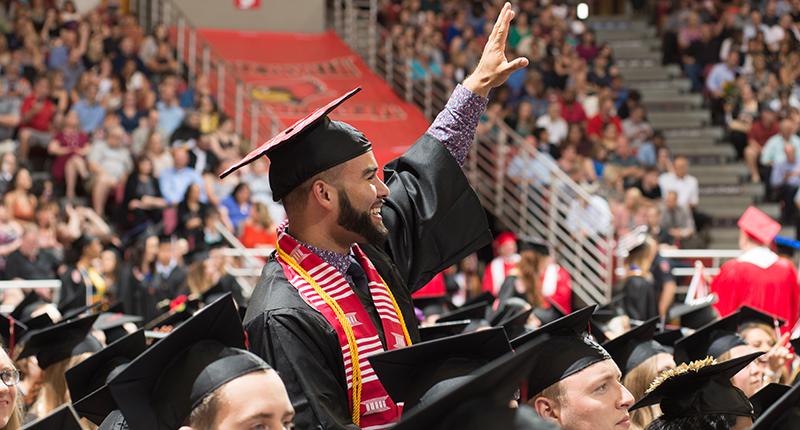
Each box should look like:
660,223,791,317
172,0,326,33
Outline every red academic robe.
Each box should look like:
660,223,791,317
540,264,573,313
482,255,520,295
711,247,800,334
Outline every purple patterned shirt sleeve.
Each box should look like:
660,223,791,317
426,84,489,166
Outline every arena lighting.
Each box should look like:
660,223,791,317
577,2,589,20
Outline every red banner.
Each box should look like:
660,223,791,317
234,0,261,10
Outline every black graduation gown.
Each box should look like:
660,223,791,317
244,135,492,430
621,275,659,321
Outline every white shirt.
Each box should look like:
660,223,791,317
535,114,568,145
658,172,699,208
566,195,612,235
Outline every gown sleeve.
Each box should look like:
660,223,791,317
381,134,492,293
246,309,360,430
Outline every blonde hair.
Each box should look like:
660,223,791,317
31,353,93,417
186,261,211,296
626,237,657,276
517,250,546,307
0,348,22,430
624,355,663,430
252,202,273,229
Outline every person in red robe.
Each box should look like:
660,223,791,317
711,206,800,334
482,231,519,294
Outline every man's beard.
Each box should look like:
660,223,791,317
337,188,388,246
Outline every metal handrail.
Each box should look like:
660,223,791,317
0,280,61,289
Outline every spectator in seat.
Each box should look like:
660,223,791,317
606,137,643,189
0,77,21,146
4,225,57,280
47,110,89,201
770,142,800,223
683,22,723,93
745,108,779,182
177,183,207,253
156,77,185,137
72,83,105,135
17,75,55,160
221,182,252,234
566,184,612,241
658,156,699,210
760,119,800,181
706,51,740,126
159,145,205,206
123,155,167,231
622,106,653,150
4,167,37,223
635,167,663,201
660,191,696,247
239,202,277,250
535,102,567,146
87,126,132,217
587,96,622,140
559,88,587,125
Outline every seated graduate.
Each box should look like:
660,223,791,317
603,318,676,430
106,294,295,430
16,314,103,420
514,306,636,430
630,352,763,430
749,380,800,429
392,334,558,430
674,308,771,397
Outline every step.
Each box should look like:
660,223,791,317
591,21,652,32
618,67,674,81
709,226,793,245
643,93,704,110
700,202,779,220
670,144,736,162
696,194,755,208
616,57,661,68
699,182,763,197
689,164,749,185
633,79,691,93
649,113,709,129
605,38,662,51
663,127,724,140
613,46,659,59
666,137,721,148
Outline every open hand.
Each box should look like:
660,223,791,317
463,2,529,97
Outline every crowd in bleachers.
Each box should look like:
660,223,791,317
0,0,291,321
658,0,800,235
379,0,708,249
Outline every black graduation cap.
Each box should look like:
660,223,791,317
751,380,800,429
791,336,800,356
750,383,791,417
94,313,143,345
630,352,762,419
66,330,147,425
369,327,512,411
413,295,452,318
21,404,83,430
60,301,104,321
17,314,103,369
108,294,270,430
673,310,751,364
496,307,533,340
23,313,54,332
220,87,371,203
667,296,719,329
532,297,566,326
603,317,672,377
392,333,553,430
0,314,27,351
517,236,549,255
418,321,470,342
739,305,785,329
435,302,488,323
143,306,195,330
10,292,47,322
653,329,684,348
462,291,495,308
511,306,613,399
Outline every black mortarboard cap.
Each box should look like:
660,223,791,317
673,310,749,364
603,317,672,377
17,314,103,369
108,294,270,430
392,333,552,430
94,312,143,345
220,88,372,203
369,327,512,410
23,313,54,332
496,307,533,340
413,295,452,318
751,381,800,429
653,328,684,348
517,236,549,255
10,292,46,322
418,321,470,342
144,306,195,330
435,302,488,323
533,297,566,325
460,291,495,309
67,330,147,425
0,314,27,351
630,352,761,419
667,296,719,329
511,306,613,398
739,305,785,329
60,301,104,321
21,404,83,430
750,383,792,417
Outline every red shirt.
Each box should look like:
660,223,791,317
560,101,588,124
21,95,55,132
748,120,779,147
587,113,622,138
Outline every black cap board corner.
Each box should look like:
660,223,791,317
21,404,82,430
17,313,103,369
603,317,671,377
750,383,791,418
751,380,800,429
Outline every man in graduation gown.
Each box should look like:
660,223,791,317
221,4,529,429
711,206,800,333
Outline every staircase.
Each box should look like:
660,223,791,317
592,17,788,248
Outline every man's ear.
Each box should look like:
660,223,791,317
532,396,560,423
178,427,196,430
310,179,336,210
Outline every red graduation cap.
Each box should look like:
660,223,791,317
219,87,371,202
737,206,781,245
493,232,517,249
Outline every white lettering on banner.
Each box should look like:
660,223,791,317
362,396,390,415
290,247,310,263
345,312,362,327
391,333,406,348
